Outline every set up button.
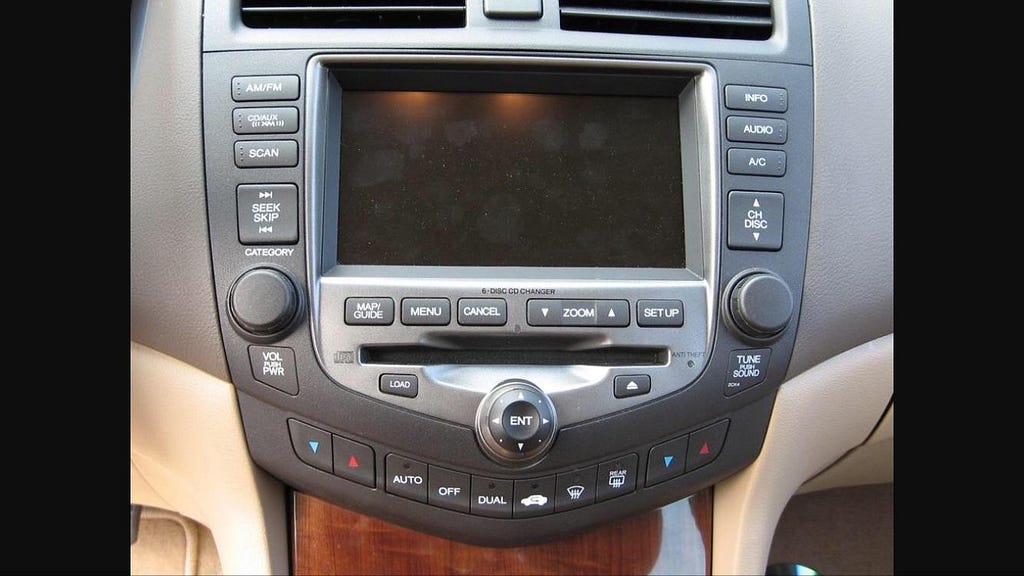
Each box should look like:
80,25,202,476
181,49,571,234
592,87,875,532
637,300,684,327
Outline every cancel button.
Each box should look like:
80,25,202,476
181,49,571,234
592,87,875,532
457,298,507,326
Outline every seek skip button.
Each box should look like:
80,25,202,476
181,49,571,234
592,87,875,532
237,184,298,245
637,300,684,327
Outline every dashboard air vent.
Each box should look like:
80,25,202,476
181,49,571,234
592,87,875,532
241,0,466,28
559,0,772,40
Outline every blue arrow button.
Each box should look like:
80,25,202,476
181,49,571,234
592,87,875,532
664,455,674,467
308,440,320,453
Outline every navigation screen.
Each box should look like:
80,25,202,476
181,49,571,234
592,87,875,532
337,90,685,268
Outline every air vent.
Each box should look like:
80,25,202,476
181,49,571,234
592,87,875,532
241,0,466,28
559,0,772,40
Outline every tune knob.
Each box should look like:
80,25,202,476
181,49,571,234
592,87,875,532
476,381,557,465
728,272,793,338
228,268,299,338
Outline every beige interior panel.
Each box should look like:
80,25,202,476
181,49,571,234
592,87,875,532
798,405,893,494
130,342,288,575
712,334,893,575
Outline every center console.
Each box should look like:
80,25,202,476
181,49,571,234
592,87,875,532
201,0,813,547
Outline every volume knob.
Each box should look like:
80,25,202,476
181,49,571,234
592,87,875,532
728,272,793,338
228,268,299,337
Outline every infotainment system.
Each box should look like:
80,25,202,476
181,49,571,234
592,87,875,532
337,90,685,268
202,51,813,546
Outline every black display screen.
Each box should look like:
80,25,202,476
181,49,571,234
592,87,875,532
337,91,684,267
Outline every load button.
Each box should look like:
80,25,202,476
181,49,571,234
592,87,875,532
637,300,684,327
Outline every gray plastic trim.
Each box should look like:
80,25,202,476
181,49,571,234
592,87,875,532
786,0,893,378
131,0,229,380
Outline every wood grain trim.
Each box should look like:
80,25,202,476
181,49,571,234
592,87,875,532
293,488,712,575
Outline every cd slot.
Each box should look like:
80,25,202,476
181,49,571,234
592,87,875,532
360,345,668,367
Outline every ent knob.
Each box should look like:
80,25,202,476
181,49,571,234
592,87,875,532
228,268,299,337
728,272,793,338
476,381,557,465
